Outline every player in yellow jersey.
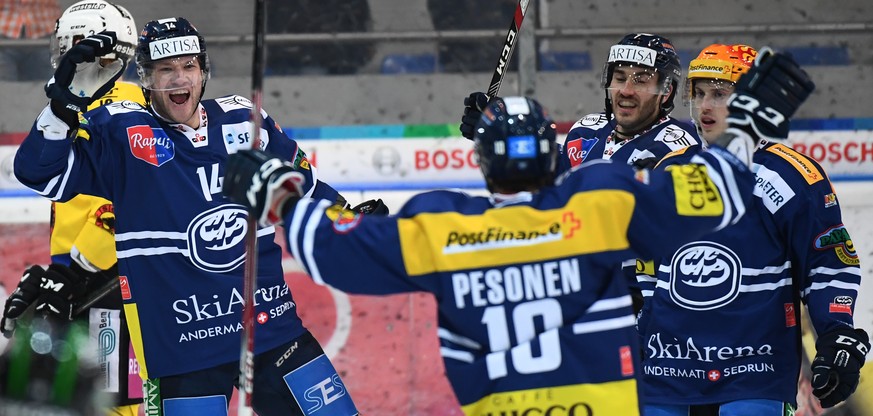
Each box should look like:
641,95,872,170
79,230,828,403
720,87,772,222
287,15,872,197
1,1,143,415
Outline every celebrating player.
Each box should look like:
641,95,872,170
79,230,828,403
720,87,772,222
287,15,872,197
636,45,869,415
461,33,704,312
1,1,143,414
13,17,359,416
222,89,763,415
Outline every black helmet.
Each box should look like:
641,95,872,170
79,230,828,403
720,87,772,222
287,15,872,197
601,33,682,117
473,96,558,193
0,316,112,415
135,17,210,99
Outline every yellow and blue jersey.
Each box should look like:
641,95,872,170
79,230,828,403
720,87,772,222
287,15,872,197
282,148,753,416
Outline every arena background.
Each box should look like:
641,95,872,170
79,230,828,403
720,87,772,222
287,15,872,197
0,0,871,414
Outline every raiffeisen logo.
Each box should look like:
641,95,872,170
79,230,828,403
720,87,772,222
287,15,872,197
443,212,581,254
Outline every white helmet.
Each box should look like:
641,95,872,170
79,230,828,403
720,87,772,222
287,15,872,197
51,0,137,68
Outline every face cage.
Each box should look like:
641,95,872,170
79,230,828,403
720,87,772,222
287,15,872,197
602,63,675,97
137,55,210,91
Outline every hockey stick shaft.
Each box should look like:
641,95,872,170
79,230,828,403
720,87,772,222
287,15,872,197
486,0,532,99
72,277,120,317
238,0,266,415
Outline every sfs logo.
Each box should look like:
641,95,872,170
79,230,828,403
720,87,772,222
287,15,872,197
304,374,348,413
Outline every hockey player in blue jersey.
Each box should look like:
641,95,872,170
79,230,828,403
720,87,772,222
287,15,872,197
222,94,760,415
636,46,869,415
461,33,704,313
13,17,358,416
461,33,703,172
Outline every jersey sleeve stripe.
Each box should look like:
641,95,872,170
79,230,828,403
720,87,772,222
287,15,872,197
572,314,636,335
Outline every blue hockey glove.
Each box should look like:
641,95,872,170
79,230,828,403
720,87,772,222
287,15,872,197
223,149,306,227
725,47,815,143
811,327,870,408
349,199,389,215
459,91,490,140
45,31,125,124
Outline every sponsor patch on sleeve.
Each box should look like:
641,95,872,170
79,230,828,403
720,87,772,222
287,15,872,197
814,224,859,265
666,164,723,216
828,296,853,315
753,165,795,214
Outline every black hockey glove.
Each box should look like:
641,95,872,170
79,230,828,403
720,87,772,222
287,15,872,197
1,264,88,337
716,47,815,167
811,327,870,408
1,265,46,337
459,92,491,141
350,199,389,215
45,31,125,125
223,149,306,227
726,47,815,142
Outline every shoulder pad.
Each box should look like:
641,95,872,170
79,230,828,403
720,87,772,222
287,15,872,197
763,143,825,185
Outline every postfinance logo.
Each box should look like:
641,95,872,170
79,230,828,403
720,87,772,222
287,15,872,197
399,192,632,275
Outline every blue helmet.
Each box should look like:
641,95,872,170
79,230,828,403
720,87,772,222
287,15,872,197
601,33,682,117
473,96,558,193
135,17,210,99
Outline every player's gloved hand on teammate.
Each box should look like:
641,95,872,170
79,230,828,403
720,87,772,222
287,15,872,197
1,264,88,337
715,47,815,167
811,326,870,408
45,31,125,126
460,92,491,141
223,149,306,227
349,199,389,215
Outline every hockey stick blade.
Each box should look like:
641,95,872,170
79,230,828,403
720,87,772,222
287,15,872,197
486,0,531,99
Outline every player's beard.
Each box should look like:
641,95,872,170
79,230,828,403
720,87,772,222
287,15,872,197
612,92,662,135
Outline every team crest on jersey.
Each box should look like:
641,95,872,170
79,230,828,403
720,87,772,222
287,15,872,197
94,203,115,233
824,193,837,208
187,205,249,272
324,205,362,234
669,241,742,310
564,138,598,167
814,224,858,265
127,125,174,167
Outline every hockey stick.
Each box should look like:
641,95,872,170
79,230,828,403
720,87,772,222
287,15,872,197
486,0,532,99
238,0,266,415
72,278,120,317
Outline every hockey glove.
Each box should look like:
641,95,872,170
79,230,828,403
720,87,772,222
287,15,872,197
1,266,46,337
811,327,870,408
459,91,490,141
350,199,390,215
45,31,125,124
32,264,89,321
223,149,306,227
725,47,815,143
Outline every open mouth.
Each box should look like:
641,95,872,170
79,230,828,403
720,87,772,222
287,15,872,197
169,90,190,105
699,115,717,128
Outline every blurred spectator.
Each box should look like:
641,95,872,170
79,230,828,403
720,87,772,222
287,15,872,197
427,0,518,73
0,0,60,81
266,0,375,75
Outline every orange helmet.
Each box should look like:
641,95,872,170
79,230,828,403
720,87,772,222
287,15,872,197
687,44,757,83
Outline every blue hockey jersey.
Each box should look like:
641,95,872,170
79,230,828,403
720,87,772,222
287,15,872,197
636,142,862,405
558,112,702,174
279,149,753,416
15,96,340,379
